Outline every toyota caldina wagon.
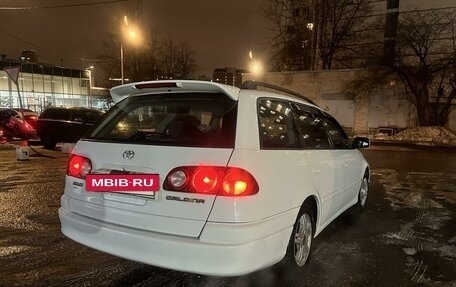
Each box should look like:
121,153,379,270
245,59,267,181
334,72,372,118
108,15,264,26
59,80,370,276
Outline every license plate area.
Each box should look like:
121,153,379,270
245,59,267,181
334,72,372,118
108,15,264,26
86,174,160,194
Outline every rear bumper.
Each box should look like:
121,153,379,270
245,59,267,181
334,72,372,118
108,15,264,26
59,207,294,276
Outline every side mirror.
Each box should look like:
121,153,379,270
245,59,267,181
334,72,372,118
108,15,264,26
353,137,370,149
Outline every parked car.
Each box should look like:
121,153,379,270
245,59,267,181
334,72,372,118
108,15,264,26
59,80,370,276
36,107,104,149
0,127,4,142
0,108,38,138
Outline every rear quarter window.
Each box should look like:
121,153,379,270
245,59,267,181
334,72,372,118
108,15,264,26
257,98,299,149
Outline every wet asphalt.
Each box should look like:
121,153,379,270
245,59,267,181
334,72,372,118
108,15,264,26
0,146,455,287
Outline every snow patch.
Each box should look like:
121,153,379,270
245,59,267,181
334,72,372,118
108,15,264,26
369,126,456,146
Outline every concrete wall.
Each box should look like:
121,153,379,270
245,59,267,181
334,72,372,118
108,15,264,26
243,70,456,134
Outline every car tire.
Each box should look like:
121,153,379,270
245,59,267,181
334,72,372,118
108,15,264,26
41,132,56,150
356,177,369,212
284,204,314,268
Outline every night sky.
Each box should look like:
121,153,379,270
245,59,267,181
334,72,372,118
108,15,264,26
0,0,271,81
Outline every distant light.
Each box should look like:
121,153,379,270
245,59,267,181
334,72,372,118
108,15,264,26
249,60,263,76
306,23,314,30
249,51,253,60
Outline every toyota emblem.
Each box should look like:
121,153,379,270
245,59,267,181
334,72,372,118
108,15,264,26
123,150,135,160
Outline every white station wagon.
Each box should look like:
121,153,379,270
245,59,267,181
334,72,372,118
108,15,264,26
59,80,370,276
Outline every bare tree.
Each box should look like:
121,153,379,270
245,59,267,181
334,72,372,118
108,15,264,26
262,0,316,71
318,0,377,69
98,34,198,86
175,42,198,79
158,38,198,80
350,10,456,127
393,10,456,126
262,0,376,71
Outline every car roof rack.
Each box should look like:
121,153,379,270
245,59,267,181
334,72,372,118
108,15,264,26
240,80,318,107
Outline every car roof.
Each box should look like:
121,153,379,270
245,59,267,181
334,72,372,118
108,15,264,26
110,80,241,103
44,107,101,112
238,89,321,111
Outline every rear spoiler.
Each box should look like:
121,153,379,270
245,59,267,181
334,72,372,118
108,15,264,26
110,80,241,103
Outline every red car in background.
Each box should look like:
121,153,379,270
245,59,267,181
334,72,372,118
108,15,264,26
0,108,38,139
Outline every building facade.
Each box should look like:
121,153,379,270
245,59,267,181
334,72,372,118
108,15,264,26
213,67,246,87
0,59,92,113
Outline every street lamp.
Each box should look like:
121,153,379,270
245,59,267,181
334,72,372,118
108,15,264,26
120,15,140,85
85,66,94,107
248,51,263,77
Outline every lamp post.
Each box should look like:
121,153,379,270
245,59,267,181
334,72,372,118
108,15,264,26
120,16,140,85
85,66,94,107
120,43,124,85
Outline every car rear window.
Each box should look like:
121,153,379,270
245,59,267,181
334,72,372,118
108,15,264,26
41,108,70,120
88,93,237,148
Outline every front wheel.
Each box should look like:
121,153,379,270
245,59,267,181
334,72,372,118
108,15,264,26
356,177,369,211
41,132,56,150
285,204,314,267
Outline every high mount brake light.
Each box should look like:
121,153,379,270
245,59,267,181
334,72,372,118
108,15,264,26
135,82,178,89
67,155,92,179
164,166,259,197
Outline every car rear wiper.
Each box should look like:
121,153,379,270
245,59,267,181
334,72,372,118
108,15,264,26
129,130,178,143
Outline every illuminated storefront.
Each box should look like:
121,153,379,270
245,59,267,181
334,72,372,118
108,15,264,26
0,59,92,112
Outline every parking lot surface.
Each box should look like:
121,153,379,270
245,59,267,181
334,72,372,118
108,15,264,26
0,146,455,286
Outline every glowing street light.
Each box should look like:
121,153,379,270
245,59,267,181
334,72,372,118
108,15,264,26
249,60,263,77
248,50,263,77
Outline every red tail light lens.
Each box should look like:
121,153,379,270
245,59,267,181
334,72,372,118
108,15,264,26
191,167,220,193
67,155,92,179
164,166,259,196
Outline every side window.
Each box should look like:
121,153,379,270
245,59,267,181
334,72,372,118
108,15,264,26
293,107,331,149
48,109,70,121
257,99,299,149
72,111,84,122
320,115,352,149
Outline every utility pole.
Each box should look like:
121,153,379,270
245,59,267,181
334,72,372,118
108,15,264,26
383,0,400,67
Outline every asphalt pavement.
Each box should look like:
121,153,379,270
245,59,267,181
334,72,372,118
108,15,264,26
0,146,455,287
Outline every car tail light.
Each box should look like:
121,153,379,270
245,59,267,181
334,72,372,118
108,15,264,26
164,166,259,196
220,168,258,196
135,82,178,89
191,167,220,193
67,155,92,179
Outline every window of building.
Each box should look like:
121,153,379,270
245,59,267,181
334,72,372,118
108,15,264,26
293,8,301,16
303,6,310,16
257,98,299,149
